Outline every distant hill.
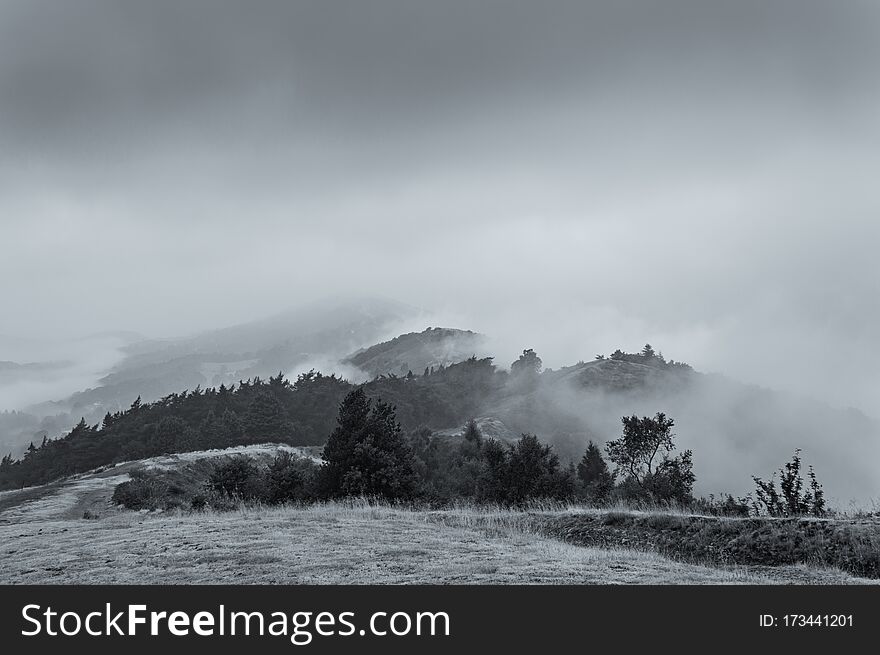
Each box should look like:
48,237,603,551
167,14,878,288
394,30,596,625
344,327,488,378
15,297,423,439
121,297,420,365
0,359,73,387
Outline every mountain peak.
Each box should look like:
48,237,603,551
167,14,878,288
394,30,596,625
344,327,488,378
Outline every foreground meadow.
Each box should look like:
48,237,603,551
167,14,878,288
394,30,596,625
1,502,875,585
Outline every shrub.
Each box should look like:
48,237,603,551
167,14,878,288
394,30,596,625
752,450,825,517
112,476,168,510
207,457,263,499
112,452,320,513
476,434,575,505
265,451,305,503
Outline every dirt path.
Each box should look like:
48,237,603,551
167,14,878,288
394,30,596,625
0,473,130,523
0,444,318,524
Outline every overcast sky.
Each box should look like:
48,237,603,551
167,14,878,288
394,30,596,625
1,0,879,412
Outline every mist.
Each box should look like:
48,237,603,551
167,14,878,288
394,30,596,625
0,334,129,410
510,369,880,506
1,0,879,476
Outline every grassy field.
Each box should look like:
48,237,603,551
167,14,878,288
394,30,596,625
0,445,876,585
0,502,875,585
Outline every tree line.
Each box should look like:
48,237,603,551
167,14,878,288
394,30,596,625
315,394,697,507
111,386,826,518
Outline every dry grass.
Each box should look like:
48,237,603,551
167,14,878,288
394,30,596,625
0,501,873,585
539,510,880,579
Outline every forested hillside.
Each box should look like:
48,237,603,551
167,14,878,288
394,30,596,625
3,342,878,502
0,357,503,489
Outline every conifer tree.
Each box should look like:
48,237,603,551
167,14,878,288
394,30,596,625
463,418,482,444
320,388,417,499
577,441,614,502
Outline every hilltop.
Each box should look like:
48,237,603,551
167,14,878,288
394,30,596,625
344,327,488,378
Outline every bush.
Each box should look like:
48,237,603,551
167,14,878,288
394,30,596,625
207,457,263,499
265,451,306,503
112,476,168,511
752,450,825,517
476,434,575,505
111,452,321,513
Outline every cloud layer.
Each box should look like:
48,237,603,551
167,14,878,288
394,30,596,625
1,1,879,412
